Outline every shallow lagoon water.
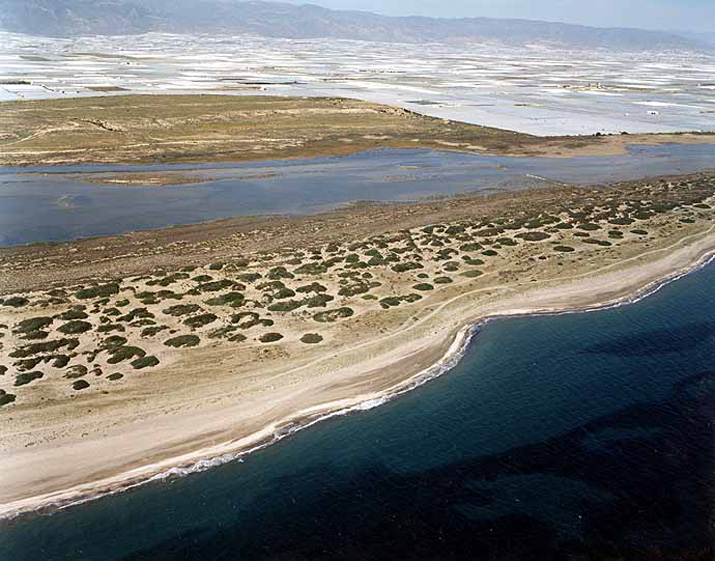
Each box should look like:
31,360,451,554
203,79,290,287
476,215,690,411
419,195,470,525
3,260,714,560
1,144,714,246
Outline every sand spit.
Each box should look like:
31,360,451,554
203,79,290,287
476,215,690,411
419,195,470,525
1,223,714,519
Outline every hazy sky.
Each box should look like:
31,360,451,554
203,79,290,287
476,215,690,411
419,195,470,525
281,0,715,33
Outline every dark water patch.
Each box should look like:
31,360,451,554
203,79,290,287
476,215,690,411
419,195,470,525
583,321,715,357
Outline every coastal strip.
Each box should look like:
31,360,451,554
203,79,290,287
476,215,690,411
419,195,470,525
2,222,714,520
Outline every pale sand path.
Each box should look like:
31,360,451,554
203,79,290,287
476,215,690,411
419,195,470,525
1,224,714,518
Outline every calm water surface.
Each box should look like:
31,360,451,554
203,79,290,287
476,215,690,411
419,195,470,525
2,261,714,560
1,144,713,245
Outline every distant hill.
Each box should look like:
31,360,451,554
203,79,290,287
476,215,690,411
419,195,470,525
0,0,711,52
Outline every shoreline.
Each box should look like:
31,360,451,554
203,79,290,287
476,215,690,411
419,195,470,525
4,134,715,170
2,231,714,521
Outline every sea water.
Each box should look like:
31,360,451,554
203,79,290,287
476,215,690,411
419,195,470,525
2,265,713,559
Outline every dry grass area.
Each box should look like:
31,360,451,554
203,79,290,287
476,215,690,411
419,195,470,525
1,95,714,166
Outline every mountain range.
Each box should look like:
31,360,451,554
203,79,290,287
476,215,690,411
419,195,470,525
0,0,711,52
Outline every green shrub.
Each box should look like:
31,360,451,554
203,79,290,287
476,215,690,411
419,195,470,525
97,323,125,333
268,300,303,312
392,262,423,273
58,320,92,334
267,267,294,280
304,294,334,308
338,283,371,297
183,314,218,329
64,364,88,379
75,283,119,300
108,346,146,364
101,335,128,349
582,239,612,247
117,308,154,323
205,292,245,307
4,297,29,308
0,365,7,376
237,273,262,283
608,217,634,225
516,232,550,242
631,229,649,236
460,270,484,278
554,246,576,252
433,276,453,284
208,326,239,339
231,312,261,329
301,333,323,344
15,358,42,372
72,380,90,391
272,287,296,300
0,391,17,406
313,308,355,323
14,317,53,334
413,283,434,291
228,334,247,343
296,282,328,294
107,373,124,381
481,250,498,257
52,355,70,368
165,335,201,348
578,223,601,231
15,370,44,387
294,263,330,275
198,280,235,293
141,326,169,338
163,304,201,317
20,329,49,340
131,356,160,370
11,338,79,358
259,332,284,343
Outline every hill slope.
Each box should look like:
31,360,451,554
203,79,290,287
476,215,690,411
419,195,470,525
0,0,709,52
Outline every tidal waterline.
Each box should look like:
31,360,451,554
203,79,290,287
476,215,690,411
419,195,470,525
3,263,714,560
1,144,714,246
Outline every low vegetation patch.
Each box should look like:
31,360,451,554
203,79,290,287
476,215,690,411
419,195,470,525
131,356,160,370
15,370,44,387
259,332,284,343
58,320,93,334
75,283,119,300
313,308,355,323
300,333,323,344
183,313,218,329
165,335,201,348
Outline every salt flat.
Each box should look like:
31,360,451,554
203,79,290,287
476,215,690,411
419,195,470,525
1,32,714,136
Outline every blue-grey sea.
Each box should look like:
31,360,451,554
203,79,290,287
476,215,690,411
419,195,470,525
2,259,714,559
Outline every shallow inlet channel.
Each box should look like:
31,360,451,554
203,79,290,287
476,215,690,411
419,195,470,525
1,144,714,246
